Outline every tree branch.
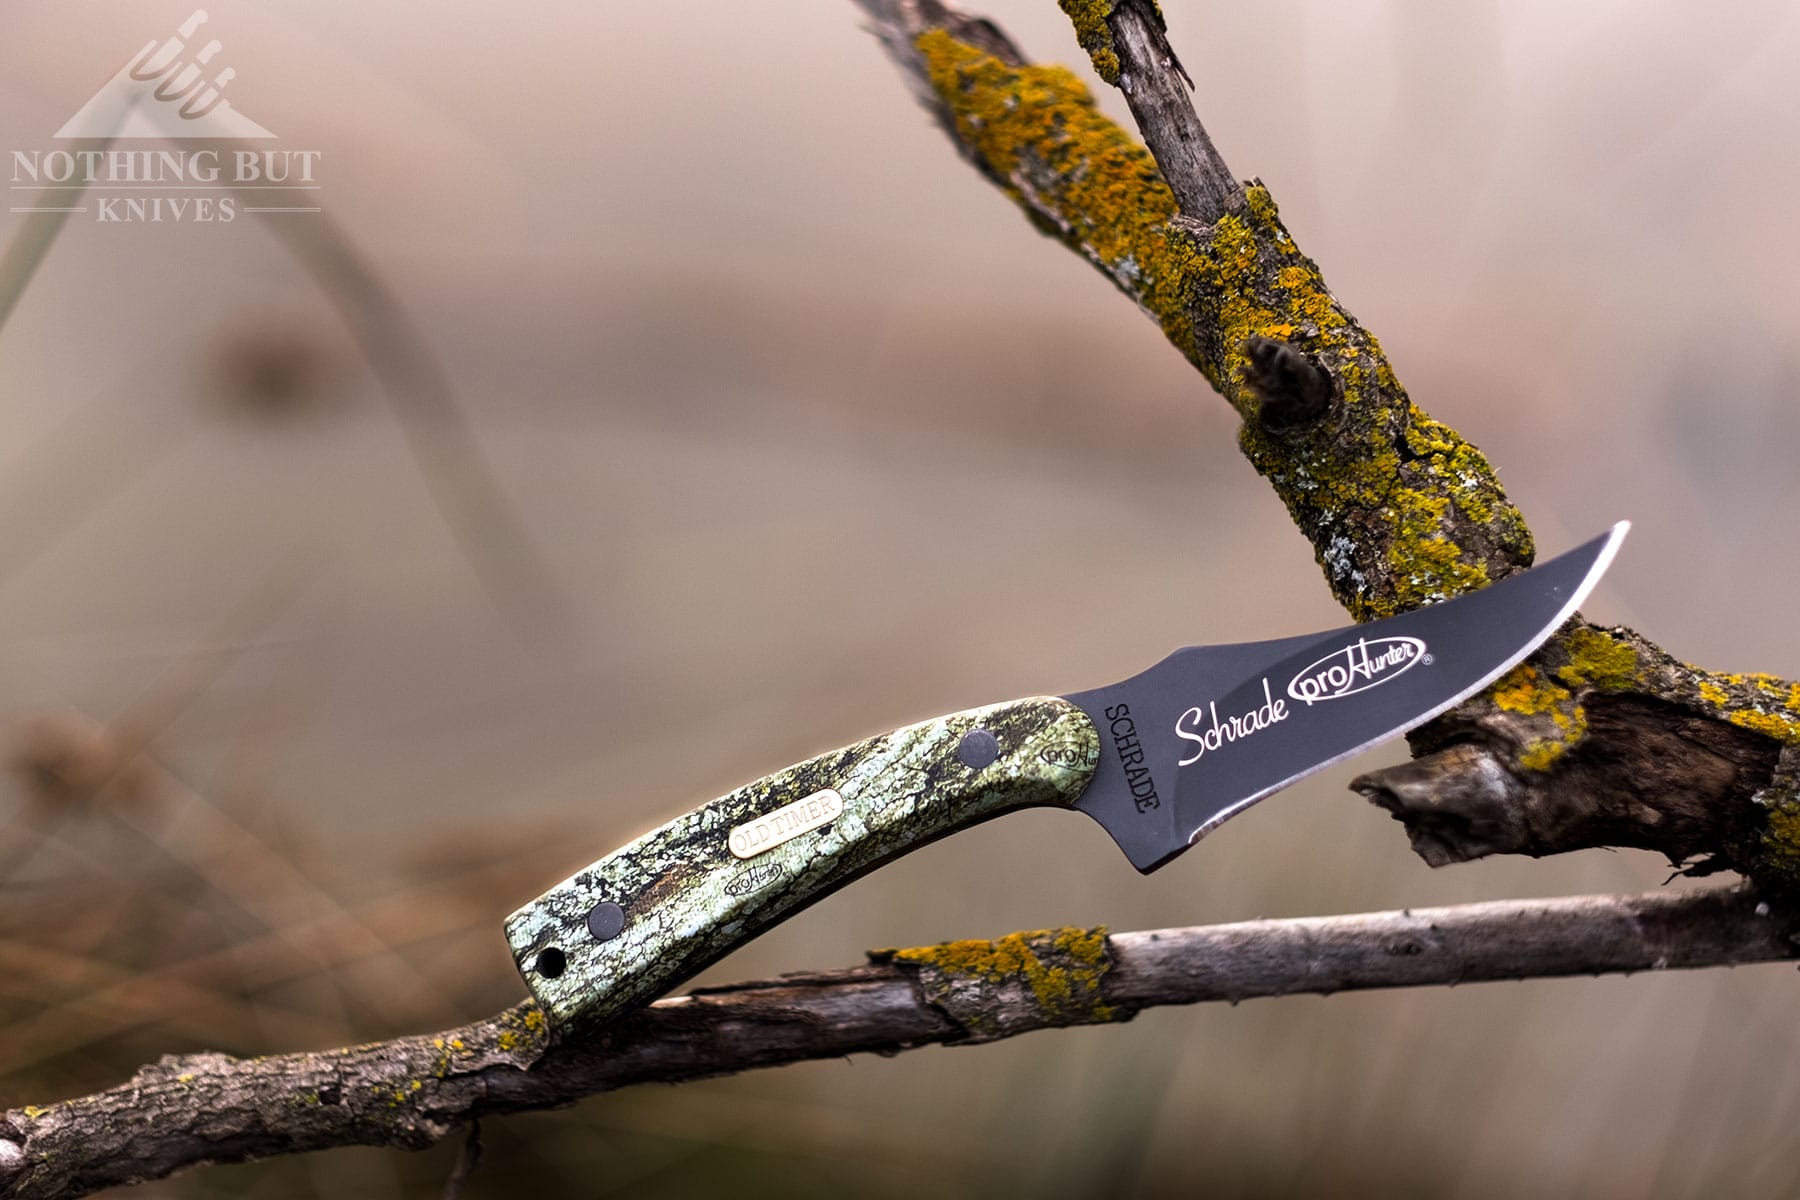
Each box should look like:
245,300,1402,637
3,888,1791,1198
1063,0,1238,220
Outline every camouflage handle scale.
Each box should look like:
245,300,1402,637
504,696,1101,1036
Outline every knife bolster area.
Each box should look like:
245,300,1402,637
503,696,1101,1037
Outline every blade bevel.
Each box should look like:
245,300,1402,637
1065,522,1628,873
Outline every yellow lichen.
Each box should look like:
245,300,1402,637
1489,664,1587,772
430,1036,463,1079
915,31,1529,623
379,1079,424,1108
1217,187,1524,618
1057,0,1121,84
1492,665,1570,717
1518,739,1571,772
1680,667,1800,746
892,926,1116,1024
913,31,1202,365
494,1002,550,1055
1729,709,1800,742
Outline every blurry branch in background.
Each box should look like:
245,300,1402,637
3,560,472,1033
2,888,1795,1198
0,564,477,1068
0,169,574,646
0,371,194,592
0,160,96,334
0,150,191,590
250,208,576,649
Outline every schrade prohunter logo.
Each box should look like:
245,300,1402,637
1173,636,1431,767
1286,636,1429,706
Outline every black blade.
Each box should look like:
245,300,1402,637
1066,523,1628,872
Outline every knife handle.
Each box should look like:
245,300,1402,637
504,696,1100,1035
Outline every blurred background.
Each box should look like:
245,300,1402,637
2,0,1799,1195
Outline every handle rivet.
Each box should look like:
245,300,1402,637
587,901,626,942
957,728,1000,770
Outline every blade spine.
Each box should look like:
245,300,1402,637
1181,520,1630,846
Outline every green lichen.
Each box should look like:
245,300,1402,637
1556,626,1641,691
1057,0,1121,84
1753,752,1800,887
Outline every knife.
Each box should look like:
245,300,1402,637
506,522,1627,1035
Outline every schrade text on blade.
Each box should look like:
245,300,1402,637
1175,677,1290,766
1101,704,1163,811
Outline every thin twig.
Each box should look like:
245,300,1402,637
1102,0,1241,220
441,1121,481,1200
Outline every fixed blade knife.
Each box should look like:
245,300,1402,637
506,522,1627,1035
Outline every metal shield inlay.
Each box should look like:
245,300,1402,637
728,788,844,859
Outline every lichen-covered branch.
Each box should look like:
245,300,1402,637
1059,0,1235,220
4,890,1790,1198
1358,619,1800,890
857,0,1533,621
856,0,1800,892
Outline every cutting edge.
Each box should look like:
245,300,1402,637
1181,519,1630,847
